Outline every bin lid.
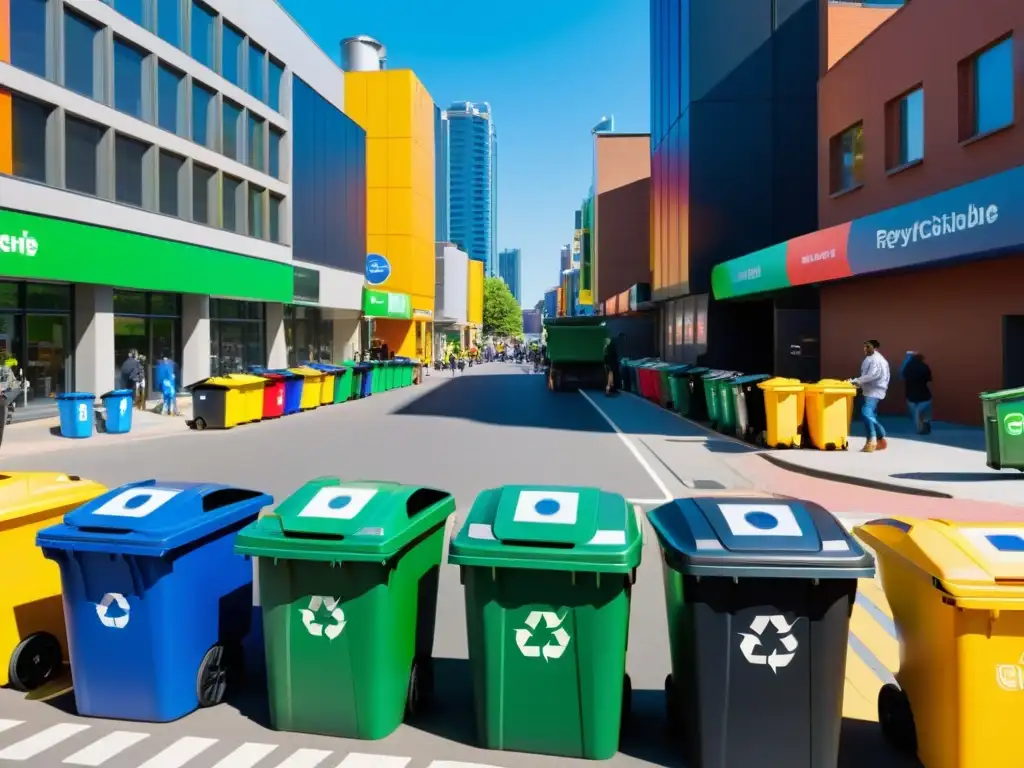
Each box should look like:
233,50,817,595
233,478,455,562
288,367,325,379
806,378,856,393
683,367,710,377
101,389,133,398
0,473,107,530
758,376,804,390
188,376,235,390
307,363,343,372
448,485,642,574
732,373,771,386
57,392,94,400
265,368,302,379
224,373,267,387
647,497,874,579
855,518,1024,601
36,480,273,557
980,386,1024,402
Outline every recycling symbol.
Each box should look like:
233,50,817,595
515,611,570,661
299,596,346,640
96,592,130,629
738,615,798,673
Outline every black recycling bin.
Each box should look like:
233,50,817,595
682,367,712,420
732,373,771,442
647,497,874,768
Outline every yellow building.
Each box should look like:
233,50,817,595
345,68,436,360
468,258,484,340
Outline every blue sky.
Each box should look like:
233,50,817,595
280,0,650,307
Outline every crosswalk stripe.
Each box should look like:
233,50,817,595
0,720,24,735
133,737,217,768
272,749,334,768
336,754,411,768
63,731,150,765
0,723,91,761
210,742,279,768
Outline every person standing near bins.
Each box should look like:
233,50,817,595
901,351,933,434
850,339,891,452
604,335,620,396
154,352,179,416
119,350,145,410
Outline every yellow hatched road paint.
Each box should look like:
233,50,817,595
843,577,900,722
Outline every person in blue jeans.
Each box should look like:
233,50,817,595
850,339,891,452
154,352,178,416
900,351,933,434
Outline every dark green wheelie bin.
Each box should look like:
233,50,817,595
981,386,1024,470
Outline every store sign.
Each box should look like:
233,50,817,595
363,288,412,320
711,242,790,300
364,253,391,286
785,222,852,286
0,230,39,256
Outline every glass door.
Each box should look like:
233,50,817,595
25,314,69,399
149,317,179,393
114,316,147,390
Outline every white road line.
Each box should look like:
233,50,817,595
579,390,673,502
627,498,669,505
428,762,510,768
272,749,334,768
133,737,217,768
63,731,150,765
336,755,411,768
0,723,91,761
210,742,279,767
0,720,23,735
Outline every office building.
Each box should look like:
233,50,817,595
713,0,1022,425
447,101,496,274
435,106,449,242
343,36,436,360
0,0,366,411
498,247,521,304
521,308,541,335
559,244,572,273
434,242,481,349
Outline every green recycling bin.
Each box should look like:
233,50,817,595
449,485,642,759
234,478,455,740
342,362,362,400
714,372,741,434
332,364,353,402
702,371,731,425
661,364,691,409
371,361,386,393
981,386,1024,470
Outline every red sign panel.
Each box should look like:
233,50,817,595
785,222,853,286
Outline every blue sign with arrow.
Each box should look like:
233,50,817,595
365,253,391,285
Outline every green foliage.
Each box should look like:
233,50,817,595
483,277,523,337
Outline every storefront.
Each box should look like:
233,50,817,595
210,300,266,376
362,288,413,359
0,280,73,403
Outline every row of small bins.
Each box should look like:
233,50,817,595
51,390,138,439
620,359,857,450
4,472,1021,766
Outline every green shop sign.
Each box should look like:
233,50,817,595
363,288,412,319
0,209,293,303
710,242,790,300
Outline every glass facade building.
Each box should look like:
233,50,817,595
447,101,496,274
497,248,521,304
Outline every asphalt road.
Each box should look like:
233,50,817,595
0,363,919,768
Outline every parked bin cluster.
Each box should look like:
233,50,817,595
52,390,136,440
620,359,860,451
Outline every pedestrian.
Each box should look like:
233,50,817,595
901,351,933,435
850,339,891,452
154,352,179,416
603,335,620,396
119,350,145,410
449,350,457,376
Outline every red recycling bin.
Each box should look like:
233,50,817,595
259,374,286,418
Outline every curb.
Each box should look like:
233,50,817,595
758,452,953,499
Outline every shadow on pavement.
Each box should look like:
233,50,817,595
892,471,1023,483
840,718,922,767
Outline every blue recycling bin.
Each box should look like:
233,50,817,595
100,389,134,434
56,392,95,438
251,367,302,414
36,480,273,722
357,363,374,397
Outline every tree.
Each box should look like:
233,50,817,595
483,277,523,338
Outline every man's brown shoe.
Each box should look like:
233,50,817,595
877,438,888,450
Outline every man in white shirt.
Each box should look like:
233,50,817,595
851,339,891,452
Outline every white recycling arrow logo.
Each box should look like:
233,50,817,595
515,611,570,661
96,592,130,629
299,596,346,640
738,615,799,673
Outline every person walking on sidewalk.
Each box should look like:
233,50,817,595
851,339,891,452
154,352,179,416
119,350,145,410
901,351,933,435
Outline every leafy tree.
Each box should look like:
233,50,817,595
483,277,523,337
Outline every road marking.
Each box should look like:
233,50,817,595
849,632,897,687
63,731,149,765
210,742,279,767
428,763,511,768
0,723,90,760
273,749,334,767
0,720,23,734
627,498,668,505
578,390,673,502
336,754,411,767
134,737,217,768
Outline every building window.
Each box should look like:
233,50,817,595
11,95,51,183
114,38,147,120
223,174,242,232
210,300,265,376
156,0,181,48
190,0,216,69
248,42,266,101
268,127,282,178
962,37,1015,140
158,150,184,216
248,185,265,238
221,22,244,87
887,87,924,169
222,99,242,161
64,10,102,100
192,163,215,223
268,57,284,111
114,0,145,27
65,116,104,196
269,194,283,242
830,122,864,194
248,113,265,171
157,63,185,136
191,81,217,149
115,134,147,207
10,0,47,78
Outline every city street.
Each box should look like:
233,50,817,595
0,364,918,768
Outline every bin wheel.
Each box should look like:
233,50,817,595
8,632,62,692
196,644,237,708
406,656,434,719
878,683,917,754
193,417,207,431
664,674,681,735
621,673,632,730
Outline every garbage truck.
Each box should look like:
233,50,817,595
543,317,609,392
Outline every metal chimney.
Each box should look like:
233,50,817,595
341,35,387,72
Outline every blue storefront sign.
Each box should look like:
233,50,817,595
364,253,391,285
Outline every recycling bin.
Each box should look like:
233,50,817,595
36,480,271,722
56,392,95,438
187,377,248,430
330,364,354,402
393,357,414,387
342,362,363,400
805,379,857,450
648,496,874,768
234,478,454,739
357,363,374,397
629,359,652,394
730,374,771,442
288,367,324,410
100,389,134,434
639,362,660,401
0,473,107,691
257,373,287,419
758,378,806,449
224,373,267,422
856,519,1024,768
667,366,692,413
449,485,642,759
367,361,383,393
980,386,1024,470
713,373,741,433
273,369,305,414
660,364,691,409
700,371,731,427
304,364,337,405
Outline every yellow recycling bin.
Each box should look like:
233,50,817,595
855,518,1024,768
804,378,857,450
0,473,107,691
757,377,805,448
317,370,335,405
224,373,267,423
288,367,324,411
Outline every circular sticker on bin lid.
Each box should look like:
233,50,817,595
718,503,804,537
298,487,378,520
92,487,182,518
958,527,1024,563
513,490,579,526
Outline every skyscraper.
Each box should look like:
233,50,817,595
447,102,497,274
435,106,449,242
560,244,572,273
498,248,522,304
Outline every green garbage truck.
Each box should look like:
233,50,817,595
543,317,609,393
